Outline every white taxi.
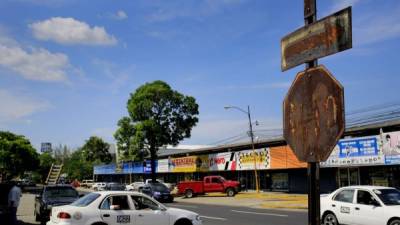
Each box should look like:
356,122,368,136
321,186,400,225
47,191,202,225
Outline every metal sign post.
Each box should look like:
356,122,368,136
281,1,351,225
305,2,319,225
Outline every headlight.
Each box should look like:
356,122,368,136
154,191,161,195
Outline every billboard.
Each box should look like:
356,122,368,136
209,152,237,171
157,159,169,173
379,131,400,165
321,136,385,167
170,156,197,172
237,148,270,170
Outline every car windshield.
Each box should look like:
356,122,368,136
375,189,400,205
150,183,168,192
71,193,101,207
44,187,78,199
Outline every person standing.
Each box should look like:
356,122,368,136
8,181,22,225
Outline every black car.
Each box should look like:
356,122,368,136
34,185,79,224
104,182,126,191
141,183,174,203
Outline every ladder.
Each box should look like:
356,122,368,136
45,164,63,185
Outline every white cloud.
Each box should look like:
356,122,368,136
0,89,50,123
30,17,117,46
0,37,69,82
115,10,128,20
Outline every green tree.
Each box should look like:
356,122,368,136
63,149,93,180
122,80,199,181
0,131,39,180
81,136,112,164
37,152,55,183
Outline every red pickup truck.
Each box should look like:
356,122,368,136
177,176,240,198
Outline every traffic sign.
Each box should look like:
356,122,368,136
281,7,352,71
283,65,345,162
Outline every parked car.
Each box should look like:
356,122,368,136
104,182,126,191
177,175,240,198
47,191,201,225
92,182,106,191
80,179,94,188
145,179,175,191
140,183,174,203
321,185,400,225
34,185,80,224
126,182,145,191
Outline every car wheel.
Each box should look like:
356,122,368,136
185,189,194,198
322,212,338,225
226,188,235,197
389,219,400,225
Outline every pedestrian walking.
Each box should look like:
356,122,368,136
8,181,22,225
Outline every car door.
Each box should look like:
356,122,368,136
99,194,135,225
131,195,170,225
205,177,223,192
352,189,385,225
331,189,356,225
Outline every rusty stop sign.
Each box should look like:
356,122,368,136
283,65,345,162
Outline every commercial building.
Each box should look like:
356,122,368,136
94,119,400,193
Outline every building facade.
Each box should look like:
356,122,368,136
94,121,400,193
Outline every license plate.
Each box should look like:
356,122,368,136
117,215,130,223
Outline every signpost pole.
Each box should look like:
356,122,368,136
304,1,320,225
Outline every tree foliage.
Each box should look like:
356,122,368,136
37,152,56,183
81,136,112,164
0,131,39,179
63,149,93,181
119,80,199,181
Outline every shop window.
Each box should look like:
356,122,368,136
271,173,288,191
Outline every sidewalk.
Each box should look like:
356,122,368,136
175,191,308,210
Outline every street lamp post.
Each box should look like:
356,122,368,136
224,105,260,193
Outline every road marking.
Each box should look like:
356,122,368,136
200,216,227,221
231,210,288,217
168,204,198,209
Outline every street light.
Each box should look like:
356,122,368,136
224,105,260,193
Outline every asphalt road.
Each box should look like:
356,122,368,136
164,202,307,225
17,190,307,225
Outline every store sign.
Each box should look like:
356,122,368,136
209,152,237,171
157,159,169,173
379,131,400,165
237,148,270,170
94,164,116,175
321,136,384,167
170,156,197,172
338,137,378,158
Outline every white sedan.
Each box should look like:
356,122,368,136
47,191,202,225
321,186,400,225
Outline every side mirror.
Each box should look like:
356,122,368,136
35,194,41,199
110,205,120,210
79,194,85,198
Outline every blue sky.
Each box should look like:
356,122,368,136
0,0,400,150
